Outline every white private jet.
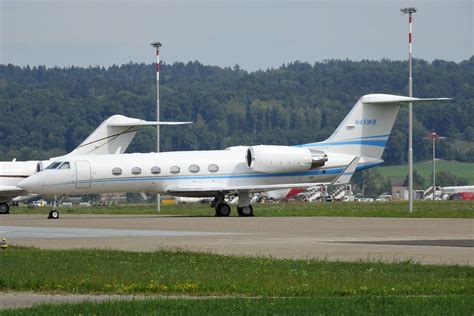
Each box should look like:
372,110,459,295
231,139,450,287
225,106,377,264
0,115,188,214
19,94,450,218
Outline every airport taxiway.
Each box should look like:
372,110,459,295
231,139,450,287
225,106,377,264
1,214,473,266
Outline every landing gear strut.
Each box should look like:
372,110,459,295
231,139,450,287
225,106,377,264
211,192,255,217
211,193,231,217
237,192,254,217
48,197,60,219
0,203,10,215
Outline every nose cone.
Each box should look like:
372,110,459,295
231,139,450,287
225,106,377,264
18,175,42,193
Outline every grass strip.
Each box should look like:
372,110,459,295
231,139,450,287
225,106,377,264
11,200,474,218
0,247,472,296
1,296,473,316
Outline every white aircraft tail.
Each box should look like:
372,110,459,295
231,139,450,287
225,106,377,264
301,94,450,159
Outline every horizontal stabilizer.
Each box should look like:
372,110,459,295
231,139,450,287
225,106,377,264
109,120,192,126
156,121,193,126
363,94,451,105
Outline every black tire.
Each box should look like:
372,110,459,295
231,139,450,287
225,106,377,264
215,203,231,217
237,205,254,217
48,210,60,219
0,203,10,214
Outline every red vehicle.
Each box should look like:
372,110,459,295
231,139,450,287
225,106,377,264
450,192,474,200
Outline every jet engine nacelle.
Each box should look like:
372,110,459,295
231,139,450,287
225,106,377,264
246,145,327,173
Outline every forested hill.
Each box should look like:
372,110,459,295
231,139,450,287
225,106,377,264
0,58,473,164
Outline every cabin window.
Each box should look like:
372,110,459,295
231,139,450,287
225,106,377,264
131,167,142,175
189,164,200,173
151,166,161,174
208,164,219,173
170,166,180,174
112,167,122,175
59,162,70,170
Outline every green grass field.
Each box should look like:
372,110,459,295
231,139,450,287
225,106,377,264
1,247,472,296
3,296,473,316
0,247,473,315
11,200,474,218
377,160,474,185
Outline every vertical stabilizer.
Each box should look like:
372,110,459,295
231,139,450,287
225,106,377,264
300,94,450,159
66,115,158,156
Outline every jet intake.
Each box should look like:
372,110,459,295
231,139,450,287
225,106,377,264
246,145,327,173
36,162,43,173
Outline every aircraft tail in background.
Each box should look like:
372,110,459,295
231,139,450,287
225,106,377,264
66,115,191,156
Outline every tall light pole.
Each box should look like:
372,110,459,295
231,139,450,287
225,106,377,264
151,41,162,212
423,132,445,200
401,7,417,212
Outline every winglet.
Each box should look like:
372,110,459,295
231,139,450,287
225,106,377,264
332,156,360,185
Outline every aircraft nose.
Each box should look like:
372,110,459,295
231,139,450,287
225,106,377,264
18,175,42,193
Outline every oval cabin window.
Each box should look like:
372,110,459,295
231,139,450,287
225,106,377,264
112,167,122,175
131,167,142,175
189,164,200,173
170,166,180,174
208,164,219,173
151,166,161,174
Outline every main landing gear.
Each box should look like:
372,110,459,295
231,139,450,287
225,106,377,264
211,192,254,217
0,203,10,214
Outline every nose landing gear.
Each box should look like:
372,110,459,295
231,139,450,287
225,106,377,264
48,197,60,219
48,209,60,219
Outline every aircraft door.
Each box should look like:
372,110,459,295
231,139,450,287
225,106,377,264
75,161,91,189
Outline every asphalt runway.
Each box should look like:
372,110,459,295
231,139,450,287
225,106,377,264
1,214,473,266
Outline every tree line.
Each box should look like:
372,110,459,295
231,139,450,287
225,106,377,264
0,57,473,165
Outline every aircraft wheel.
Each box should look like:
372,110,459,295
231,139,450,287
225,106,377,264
0,203,10,214
215,203,231,217
237,205,254,217
48,210,60,219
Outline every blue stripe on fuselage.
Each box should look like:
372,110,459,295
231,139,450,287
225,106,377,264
69,161,384,185
298,139,387,148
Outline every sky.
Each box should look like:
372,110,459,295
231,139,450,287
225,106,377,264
1,0,472,71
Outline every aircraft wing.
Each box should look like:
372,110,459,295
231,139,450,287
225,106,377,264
167,182,333,197
168,156,362,197
0,186,27,202
331,156,360,185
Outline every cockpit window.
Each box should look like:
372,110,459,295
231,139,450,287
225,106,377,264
46,162,61,170
59,162,70,169
45,162,70,170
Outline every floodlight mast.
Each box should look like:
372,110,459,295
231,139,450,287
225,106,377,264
401,7,417,212
423,132,445,200
151,41,162,212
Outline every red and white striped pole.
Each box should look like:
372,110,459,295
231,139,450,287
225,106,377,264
401,7,416,212
151,42,162,211
423,132,446,200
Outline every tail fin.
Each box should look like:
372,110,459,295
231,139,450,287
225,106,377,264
302,94,450,159
65,115,158,156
